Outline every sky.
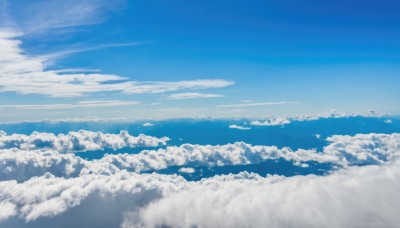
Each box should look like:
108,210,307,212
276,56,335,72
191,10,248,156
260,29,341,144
1,1,400,227
0,0,400,122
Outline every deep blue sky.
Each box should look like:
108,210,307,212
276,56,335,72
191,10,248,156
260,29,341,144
0,0,399,122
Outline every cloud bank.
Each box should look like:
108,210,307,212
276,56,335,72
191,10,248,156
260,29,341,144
0,159,399,227
1,133,399,183
0,132,399,227
0,130,169,153
250,110,384,127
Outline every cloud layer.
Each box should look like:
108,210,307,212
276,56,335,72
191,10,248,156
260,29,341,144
249,110,383,127
1,133,399,182
0,132,399,227
0,130,169,153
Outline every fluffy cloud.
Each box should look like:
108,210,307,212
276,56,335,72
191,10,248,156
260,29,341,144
142,122,154,127
249,110,383,127
178,167,195,174
139,159,400,228
0,149,87,182
0,160,399,227
0,133,399,227
0,31,234,97
0,130,169,153
229,124,251,130
0,172,187,225
250,117,291,126
1,133,399,183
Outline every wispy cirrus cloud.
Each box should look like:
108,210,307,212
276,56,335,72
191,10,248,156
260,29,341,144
1,0,126,33
0,100,140,110
165,93,224,100
0,31,234,97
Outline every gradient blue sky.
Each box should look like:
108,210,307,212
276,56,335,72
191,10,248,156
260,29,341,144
0,0,399,122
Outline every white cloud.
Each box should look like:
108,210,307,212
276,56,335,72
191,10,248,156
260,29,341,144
0,171,187,224
0,160,399,227
0,31,234,97
142,122,154,127
139,159,400,228
385,119,393,124
229,125,251,130
315,134,321,139
0,133,399,226
178,167,195,174
2,0,126,33
250,117,291,126
0,130,169,153
0,100,140,110
165,93,224,100
1,133,399,183
219,101,299,108
248,110,384,127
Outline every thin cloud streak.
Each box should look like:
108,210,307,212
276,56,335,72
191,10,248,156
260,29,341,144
166,93,224,100
219,101,300,108
0,100,140,110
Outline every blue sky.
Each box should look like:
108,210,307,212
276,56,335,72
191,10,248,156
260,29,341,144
0,0,399,122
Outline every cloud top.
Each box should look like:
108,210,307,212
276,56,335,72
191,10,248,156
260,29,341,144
0,130,169,153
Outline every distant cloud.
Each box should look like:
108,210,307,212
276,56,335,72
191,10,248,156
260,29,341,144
229,124,251,130
315,134,321,139
0,130,169,153
249,110,383,127
178,167,195,174
1,133,398,183
143,122,154,127
0,31,234,97
385,119,393,124
0,100,140,110
250,117,291,126
166,93,224,100
219,101,299,108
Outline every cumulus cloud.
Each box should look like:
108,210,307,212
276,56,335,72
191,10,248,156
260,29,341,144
229,124,251,130
385,119,393,124
250,117,291,126
0,130,169,153
165,93,224,100
139,159,400,228
249,110,383,127
0,133,399,227
142,122,154,127
0,160,399,227
178,167,195,174
0,31,234,97
1,133,399,183
0,172,187,225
